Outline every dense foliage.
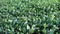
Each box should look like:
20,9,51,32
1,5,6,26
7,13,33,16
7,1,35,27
0,0,60,34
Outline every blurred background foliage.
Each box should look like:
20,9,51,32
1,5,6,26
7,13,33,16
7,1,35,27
0,0,60,34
